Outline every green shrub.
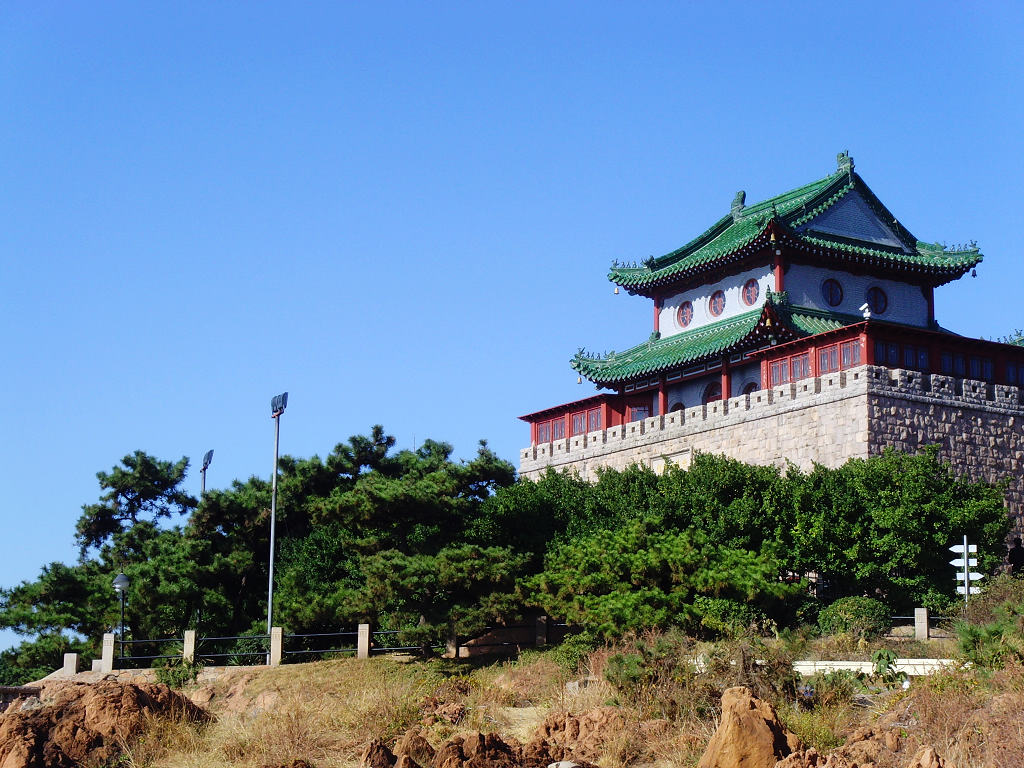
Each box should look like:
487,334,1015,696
551,631,598,674
818,596,890,640
693,596,775,638
957,600,1024,668
154,656,204,688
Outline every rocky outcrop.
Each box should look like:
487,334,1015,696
774,726,947,768
0,680,208,768
360,727,602,768
697,686,802,768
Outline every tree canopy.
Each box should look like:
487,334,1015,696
0,430,1012,683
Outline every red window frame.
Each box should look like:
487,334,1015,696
818,344,839,374
677,301,693,328
770,352,811,385
742,279,759,306
587,407,602,431
570,412,586,436
629,404,650,422
708,290,726,317
840,340,862,368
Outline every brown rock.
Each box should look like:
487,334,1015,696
698,686,802,768
907,745,946,768
534,706,624,761
432,736,466,768
395,728,436,768
361,739,397,768
0,680,207,768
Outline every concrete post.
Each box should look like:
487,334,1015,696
91,659,102,672
183,630,196,663
535,616,548,647
269,626,283,667
62,653,78,677
357,623,370,659
914,607,929,641
445,625,458,659
100,633,115,673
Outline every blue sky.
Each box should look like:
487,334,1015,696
1,2,1022,650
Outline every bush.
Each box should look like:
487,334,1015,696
551,631,598,674
693,596,775,638
957,601,1024,668
818,596,890,640
154,656,204,688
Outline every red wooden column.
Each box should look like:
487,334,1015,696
721,360,731,400
771,233,785,292
653,295,662,334
658,377,668,415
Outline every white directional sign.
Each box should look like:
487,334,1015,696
950,558,978,568
957,585,983,595
951,536,983,607
949,544,978,554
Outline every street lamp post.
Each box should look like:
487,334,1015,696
267,392,287,644
200,449,214,499
112,572,130,666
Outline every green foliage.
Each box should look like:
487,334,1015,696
818,597,890,640
525,517,795,639
75,451,196,556
957,599,1024,668
154,656,204,688
693,596,775,639
550,632,599,674
364,544,526,652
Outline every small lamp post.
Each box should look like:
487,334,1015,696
112,572,130,664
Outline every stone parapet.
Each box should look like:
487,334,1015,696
520,365,1024,531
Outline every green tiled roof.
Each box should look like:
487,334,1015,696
570,296,862,385
610,155,982,294
571,306,781,384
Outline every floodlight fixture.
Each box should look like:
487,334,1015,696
271,392,288,417
200,449,214,498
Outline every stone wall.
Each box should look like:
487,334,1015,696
519,364,1024,532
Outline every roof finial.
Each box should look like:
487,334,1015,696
837,150,854,173
731,190,746,221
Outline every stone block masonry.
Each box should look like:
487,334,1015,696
520,365,1024,532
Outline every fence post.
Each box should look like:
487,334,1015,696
445,625,459,658
535,616,548,647
357,623,370,659
100,633,115,673
269,627,283,666
62,653,78,677
183,630,196,663
914,607,929,641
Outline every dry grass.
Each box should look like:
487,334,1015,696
155,658,436,768
130,631,1018,768
901,659,1024,768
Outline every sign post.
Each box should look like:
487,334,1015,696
950,535,982,609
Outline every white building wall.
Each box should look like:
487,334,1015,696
659,265,774,339
785,264,928,327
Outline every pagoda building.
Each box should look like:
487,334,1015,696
519,153,1024,527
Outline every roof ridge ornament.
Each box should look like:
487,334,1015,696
731,190,746,221
837,150,854,174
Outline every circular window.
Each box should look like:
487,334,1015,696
866,286,888,314
822,278,843,307
742,279,760,306
677,301,693,328
708,290,726,317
